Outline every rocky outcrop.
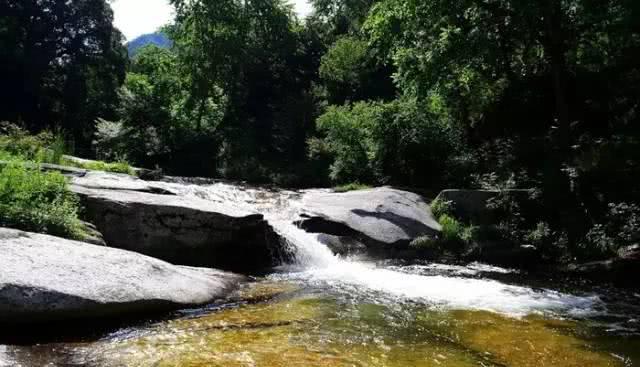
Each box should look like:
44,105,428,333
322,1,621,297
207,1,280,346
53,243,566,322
70,172,280,273
296,188,441,256
0,228,245,324
565,245,640,287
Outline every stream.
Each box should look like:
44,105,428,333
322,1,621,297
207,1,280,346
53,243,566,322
2,182,639,366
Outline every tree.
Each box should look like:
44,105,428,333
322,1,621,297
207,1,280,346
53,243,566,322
168,0,324,182
0,0,127,153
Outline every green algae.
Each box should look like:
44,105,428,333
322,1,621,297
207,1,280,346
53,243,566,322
83,280,636,367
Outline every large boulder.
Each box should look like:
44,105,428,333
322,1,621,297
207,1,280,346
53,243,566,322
296,188,441,256
0,228,244,324
70,172,280,273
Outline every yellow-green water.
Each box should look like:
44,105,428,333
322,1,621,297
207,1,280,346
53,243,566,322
12,279,631,367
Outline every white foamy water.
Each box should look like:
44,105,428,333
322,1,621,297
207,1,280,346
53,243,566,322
0,346,13,367
162,180,601,317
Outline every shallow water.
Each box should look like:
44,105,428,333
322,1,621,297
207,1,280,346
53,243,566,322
2,181,639,366
3,271,639,367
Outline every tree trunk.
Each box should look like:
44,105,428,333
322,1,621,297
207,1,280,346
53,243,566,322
543,0,570,153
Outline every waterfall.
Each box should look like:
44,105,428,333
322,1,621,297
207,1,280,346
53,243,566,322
159,180,601,318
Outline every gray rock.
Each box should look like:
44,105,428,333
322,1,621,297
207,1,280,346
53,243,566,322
72,171,175,194
316,233,367,256
79,221,107,246
0,228,244,323
297,188,441,254
71,172,280,273
565,244,640,287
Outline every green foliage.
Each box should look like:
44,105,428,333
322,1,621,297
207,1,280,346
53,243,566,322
439,214,463,243
411,214,476,252
320,37,368,85
333,183,372,193
319,36,394,104
314,99,462,187
409,235,440,251
313,101,381,183
60,157,135,175
430,198,453,219
581,203,640,260
0,0,127,151
0,160,84,240
0,122,67,164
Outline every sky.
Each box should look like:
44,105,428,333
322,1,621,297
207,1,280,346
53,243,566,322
112,0,313,41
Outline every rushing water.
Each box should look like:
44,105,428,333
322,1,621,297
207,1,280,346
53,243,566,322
2,181,640,366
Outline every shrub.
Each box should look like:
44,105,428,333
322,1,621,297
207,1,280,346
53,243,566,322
334,183,372,193
313,99,462,187
0,122,67,164
430,198,453,219
81,160,135,175
0,160,85,239
439,214,463,243
410,235,441,251
581,202,640,259
59,156,135,175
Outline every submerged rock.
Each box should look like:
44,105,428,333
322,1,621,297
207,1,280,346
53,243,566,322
71,172,281,273
296,188,441,256
0,228,244,324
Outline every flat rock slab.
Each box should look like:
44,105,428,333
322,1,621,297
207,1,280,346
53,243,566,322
0,228,244,323
70,175,279,272
298,188,441,252
72,171,175,194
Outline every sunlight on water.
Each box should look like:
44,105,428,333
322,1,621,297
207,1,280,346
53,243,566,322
0,346,12,367
2,182,638,367
75,281,631,367
276,265,600,317
163,180,601,318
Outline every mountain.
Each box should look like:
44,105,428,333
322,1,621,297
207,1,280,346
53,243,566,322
127,32,172,57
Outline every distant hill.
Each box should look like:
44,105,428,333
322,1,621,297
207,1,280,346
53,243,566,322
127,32,172,57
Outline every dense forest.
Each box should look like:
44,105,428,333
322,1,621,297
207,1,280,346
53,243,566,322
1,0,639,263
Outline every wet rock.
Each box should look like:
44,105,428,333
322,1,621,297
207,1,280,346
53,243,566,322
466,241,540,268
316,234,368,256
71,172,281,273
297,188,441,255
566,244,640,287
0,228,244,324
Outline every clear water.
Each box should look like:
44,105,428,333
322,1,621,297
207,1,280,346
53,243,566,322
2,181,639,366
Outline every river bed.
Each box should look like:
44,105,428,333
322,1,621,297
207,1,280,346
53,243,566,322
2,261,639,367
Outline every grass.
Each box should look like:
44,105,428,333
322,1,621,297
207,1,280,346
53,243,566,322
60,157,135,175
0,122,135,175
0,122,115,240
334,182,372,193
439,214,463,242
0,159,86,240
0,123,64,164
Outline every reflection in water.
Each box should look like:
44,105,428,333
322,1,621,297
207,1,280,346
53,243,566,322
48,281,639,367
